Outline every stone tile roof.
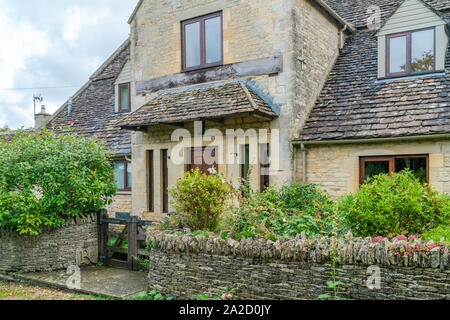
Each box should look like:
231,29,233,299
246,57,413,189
119,81,278,129
324,0,450,28
296,29,449,141
49,40,132,155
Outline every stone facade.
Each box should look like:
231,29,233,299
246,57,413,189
128,0,347,218
294,139,450,196
106,193,132,218
0,213,98,273
147,231,450,300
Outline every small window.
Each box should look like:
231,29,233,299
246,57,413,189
182,12,223,71
161,149,169,214
260,143,270,191
240,144,250,185
114,160,132,191
118,83,130,112
148,150,154,212
360,155,429,184
386,28,435,77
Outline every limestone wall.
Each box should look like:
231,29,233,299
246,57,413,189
147,231,449,300
294,139,450,197
0,213,98,273
106,193,132,218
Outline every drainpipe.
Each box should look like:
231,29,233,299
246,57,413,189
301,143,307,183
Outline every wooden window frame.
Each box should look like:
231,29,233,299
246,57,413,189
118,82,131,112
184,146,219,174
181,11,223,72
385,27,436,78
147,150,154,213
114,160,132,192
359,154,429,185
161,149,169,214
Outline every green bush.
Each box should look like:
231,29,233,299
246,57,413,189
338,170,449,237
0,128,117,235
225,183,341,240
169,168,232,231
422,223,450,244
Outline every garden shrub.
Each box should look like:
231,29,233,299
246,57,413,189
0,128,117,235
422,223,450,244
169,168,232,231
338,170,449,237
224,183,342,240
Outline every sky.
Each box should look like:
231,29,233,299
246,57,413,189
0,0,138,129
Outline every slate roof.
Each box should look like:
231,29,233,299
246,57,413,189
297,2,449,142
119,81,278,129
48,39,132,155
324,0,450,28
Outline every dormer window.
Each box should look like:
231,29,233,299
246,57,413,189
386,28,435,77
181,12,223,71
119,83,130,112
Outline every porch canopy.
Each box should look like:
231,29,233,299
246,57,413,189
118,80,278,130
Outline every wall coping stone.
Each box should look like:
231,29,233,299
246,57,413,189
147,231,449,270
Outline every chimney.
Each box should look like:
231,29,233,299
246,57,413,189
34,105,52,129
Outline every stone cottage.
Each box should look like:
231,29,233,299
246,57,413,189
42,0,449,220
294,0,450,196
46,40,133,217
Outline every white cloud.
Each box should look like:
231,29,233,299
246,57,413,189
62,5,112,44
0,12,49,90
0,0,136,129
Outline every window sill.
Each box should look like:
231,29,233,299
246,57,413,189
181,62,223,73
117,190,132,195
377,70,445,83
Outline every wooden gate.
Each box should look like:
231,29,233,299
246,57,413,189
98,212,152,271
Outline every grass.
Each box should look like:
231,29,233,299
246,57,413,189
0,281,110,301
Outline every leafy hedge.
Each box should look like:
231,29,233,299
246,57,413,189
223,183,343,240
338,170,449,237
169,168,232,231
0,128,117,235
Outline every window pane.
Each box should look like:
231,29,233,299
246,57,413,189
114,162,125,189
185,22,201,68
395,157,427,183
364,161,390,182
411,29,434,72
242,145,250,182
126,162,132,188
205,16,222,64
260,144,270,190
389,35,407,74
120,85,129,110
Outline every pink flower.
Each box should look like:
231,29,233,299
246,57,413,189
227,294,233,300
408,234,419,241
387,234,394,239
372,236,384,244
221,294,226,300
393,235,407,241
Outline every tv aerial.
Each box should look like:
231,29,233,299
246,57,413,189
33,94,43,115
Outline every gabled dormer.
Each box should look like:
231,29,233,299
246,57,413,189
114,59,131,112
376,0,448,79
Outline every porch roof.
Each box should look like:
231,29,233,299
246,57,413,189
118,80,278,130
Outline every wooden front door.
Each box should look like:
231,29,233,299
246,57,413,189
186,146,219,174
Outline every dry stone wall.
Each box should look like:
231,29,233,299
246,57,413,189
147,231,450,300
0,213,98,273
